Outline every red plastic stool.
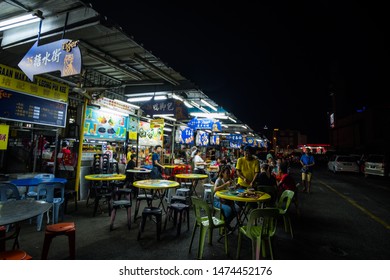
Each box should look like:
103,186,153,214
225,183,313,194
0,249,32,260
41,222,76,260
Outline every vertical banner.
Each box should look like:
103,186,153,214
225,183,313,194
128,116,139,141
0,124,10,150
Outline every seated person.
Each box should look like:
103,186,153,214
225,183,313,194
277,162,297,198
213,166,239,233
256,163,277,187
124,154,143,195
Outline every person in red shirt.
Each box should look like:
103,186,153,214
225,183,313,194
277,162,299,211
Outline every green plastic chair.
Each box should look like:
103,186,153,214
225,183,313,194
189,196,228,259
236,207,279,260
276,190,295,239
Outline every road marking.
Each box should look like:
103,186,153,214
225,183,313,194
318,180,390,230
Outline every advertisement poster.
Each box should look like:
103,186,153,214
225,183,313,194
84,106,128,140
128,116,139,140
138,121,163,146
0,124,9,150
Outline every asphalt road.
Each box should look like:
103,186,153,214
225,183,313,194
11,165,390,260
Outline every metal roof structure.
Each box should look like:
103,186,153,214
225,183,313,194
0,0,262,138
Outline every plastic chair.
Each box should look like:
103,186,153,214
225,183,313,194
36,182,65,231
27,173,55,199
0,249,32,260
41,222,76,260
164,202,190,236
110,188,132,231
236,208,279,260
0,183,21,250
276,190,295,239
137,206,162,240
0,182,21,201
189,196,228,259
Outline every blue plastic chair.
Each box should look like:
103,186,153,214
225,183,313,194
0,183,21,201
26,173,55,199
36,182,65,231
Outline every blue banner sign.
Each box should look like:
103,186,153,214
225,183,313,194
175,126,194,145
196,130,209,146
225,134,243,143
0,88,67,127
187,117,221,131
18,39,82,81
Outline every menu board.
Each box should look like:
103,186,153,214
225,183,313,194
0,88,67,127
83,106,128,140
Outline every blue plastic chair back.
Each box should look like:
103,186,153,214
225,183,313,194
36,182,65,228
34,173,55,179
0,183,21,201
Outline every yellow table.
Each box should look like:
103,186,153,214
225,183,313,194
84,174,126,216
85,174,126,181
133,179,180,213
175,173,208,197
216,190,271,229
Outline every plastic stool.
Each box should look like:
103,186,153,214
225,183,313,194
41,222,76,260
137,207,162,240
164,203,190,236
203,188,212,203
0,249,32,260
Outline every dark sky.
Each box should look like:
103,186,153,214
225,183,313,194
87,1,389,143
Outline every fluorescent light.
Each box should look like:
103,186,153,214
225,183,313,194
183,101,193,108
189,112,228,119
153,114,177,121
199,107,210,113
154,95,167,100
222,124,229,128
171,94,183,101
201,99,218,111
127,96,152,102
99,107,128,116
114,99,140,109
0,10,43,31
228,116,237,123
125,91,168,97
163,127,172,132
241,125,247,129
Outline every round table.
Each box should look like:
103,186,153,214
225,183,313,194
0,200,52,251
133,179,180,212
84,174,126,216
11,177,68,198
175,173,208,198
84,174,126,181
216,189,271,229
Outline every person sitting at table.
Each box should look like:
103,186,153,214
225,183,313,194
256,163,276,187
124,154,142,195
277,162,298,210
193,149,207,174
213,166,239,233
235,146,260,189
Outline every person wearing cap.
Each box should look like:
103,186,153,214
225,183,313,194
235,146,260,189
300,147,315,193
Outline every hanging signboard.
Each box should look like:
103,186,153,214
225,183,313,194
84,105,128,140
175,126,194,145
0,124,9,150
0,63,69,102
196,130,209,146
18,39,82,81
187,117,221,131
0,88,67,127
141,98,188,120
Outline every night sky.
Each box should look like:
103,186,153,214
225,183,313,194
87,1,389,143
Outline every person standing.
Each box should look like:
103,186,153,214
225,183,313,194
300,147,315,193
151,145,165,179
193,149,207,174
236,146,260,189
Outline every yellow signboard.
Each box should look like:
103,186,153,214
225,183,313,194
0,124,9,150
0,64,68,102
